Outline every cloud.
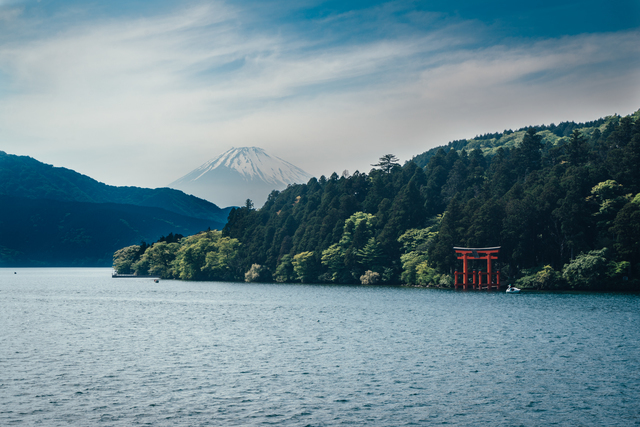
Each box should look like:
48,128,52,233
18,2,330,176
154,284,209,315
0,2,637,189
0,6,21,21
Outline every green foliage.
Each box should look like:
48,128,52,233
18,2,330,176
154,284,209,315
202,235,242,281
438,274,454,287
172,233,218,280
321,212,380,282
357,237,383,271
562,248,610,290
134,241,180,278
611,201,640,274
590,180,630,240
113,245,141,274
172,231,240,280
514,273,539,290
416,262,439,286
535,265,565,290
398,225,440,285
400,251,429,284
292,251,316,283
515,265,565,290
113,230,241,281
607,260,630,280
516,128,544,173
398,228,429,253
372,154,400,173
410,116,608,168
108,110,640,290
274,255,295,283
321,244,346,282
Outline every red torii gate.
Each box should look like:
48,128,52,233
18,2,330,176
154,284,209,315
453,247,501,290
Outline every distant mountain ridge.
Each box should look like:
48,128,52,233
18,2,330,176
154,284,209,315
0,151,230,266
0,151,231,223
169,147,312,208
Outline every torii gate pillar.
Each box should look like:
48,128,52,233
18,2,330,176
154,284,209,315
453,247,501,290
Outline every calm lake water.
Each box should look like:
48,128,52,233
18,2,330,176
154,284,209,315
1,268,639,426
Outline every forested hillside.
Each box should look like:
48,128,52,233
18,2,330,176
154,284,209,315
0,152,230,266
114,111,640,290
0,151,232,223
410,116,610,168
0,195,215,266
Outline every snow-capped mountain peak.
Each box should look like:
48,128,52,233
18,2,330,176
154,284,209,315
169,147,312,207
191,147,309,185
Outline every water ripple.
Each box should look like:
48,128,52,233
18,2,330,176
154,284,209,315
1,268,639,426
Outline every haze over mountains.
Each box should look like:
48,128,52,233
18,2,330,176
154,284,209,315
169,147,312,208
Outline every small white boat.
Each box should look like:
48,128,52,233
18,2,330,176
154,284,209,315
506,285,520,293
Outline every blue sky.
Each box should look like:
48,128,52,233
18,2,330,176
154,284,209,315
0,0,638,191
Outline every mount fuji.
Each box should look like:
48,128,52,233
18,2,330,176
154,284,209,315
169,147,313,208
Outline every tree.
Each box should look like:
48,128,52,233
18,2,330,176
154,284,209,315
202,235,242,281
429,196,465,272
423,149,450,215
535,265,564,290
372,154,400,173
110,110,638,290
360,270,380,285
133,241,180,278
590,180,628,243
517,128,543,173
320,211,377,282
400,251,427,284
357,237,383,271
562,248,610,290
245,264,269,282
398,227,436,253
274,254,295,282
292,251,316,283
567,129,589,165
416,262,438,285
172,234,213,280
611,201,640,271
321,243,348,282
438,274,453,287
171,231,241,281
398,227,437,285
113,245,141,274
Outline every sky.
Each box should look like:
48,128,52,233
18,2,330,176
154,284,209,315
0,0,639,189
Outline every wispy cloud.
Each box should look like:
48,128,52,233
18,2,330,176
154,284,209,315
0,2,637,187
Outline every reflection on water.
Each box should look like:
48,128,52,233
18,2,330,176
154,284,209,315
1,268,639,426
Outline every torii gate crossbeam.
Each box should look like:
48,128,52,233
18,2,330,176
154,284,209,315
453,246,501,290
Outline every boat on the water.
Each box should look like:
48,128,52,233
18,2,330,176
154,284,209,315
506,285,520,293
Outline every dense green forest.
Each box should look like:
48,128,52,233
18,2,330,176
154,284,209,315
114,111,640,290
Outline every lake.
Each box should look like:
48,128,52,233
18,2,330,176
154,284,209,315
1,268,639,426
